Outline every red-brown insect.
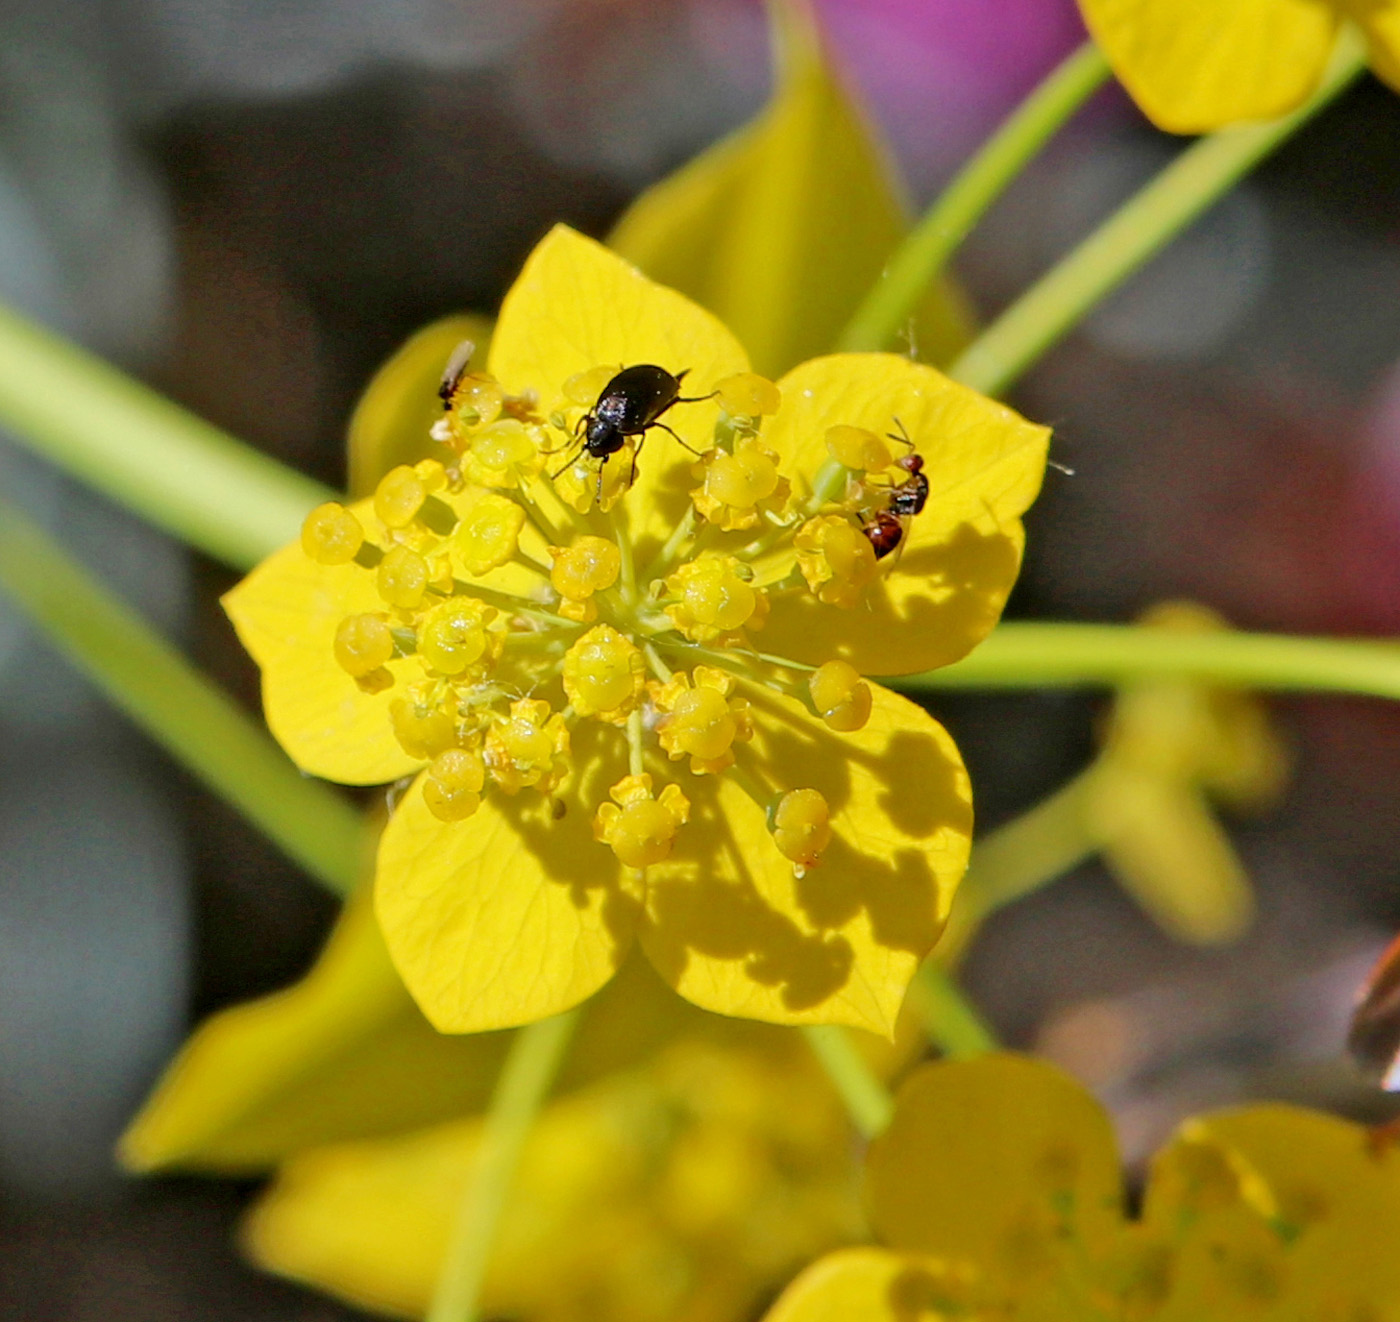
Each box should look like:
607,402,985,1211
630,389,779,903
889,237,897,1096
858,420,928,561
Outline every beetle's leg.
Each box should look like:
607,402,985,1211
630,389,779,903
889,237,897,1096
539,411,590,456
550,437,585,479
628,434,646,487
653,421,705,456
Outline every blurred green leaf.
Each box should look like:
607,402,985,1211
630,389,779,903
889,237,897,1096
608,0,971,376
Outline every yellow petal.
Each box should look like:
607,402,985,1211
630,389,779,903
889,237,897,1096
118,884,503,1172
1346,0,1400,91
346,315,492,499
866,1055,1124,1271
639,683,971,1035
759,1247,987,1322
1149,1105,1400,1313
119,880,719,1172
223,502,421,785
487,224,749,549
608,0,971,376
760,352,1049,677
376,738,640,1033
1087,769,1255,945
246,1038,864,1322
1077,0,1338,133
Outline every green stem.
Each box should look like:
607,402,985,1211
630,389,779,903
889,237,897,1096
427,1009,581,1322
907,964,999,1058
936,769,1099,967
893,621,1400,703
948,30,1367,397
800,1024,893,1139
838,41,1111,353
0,305,331,570
0,495,367,894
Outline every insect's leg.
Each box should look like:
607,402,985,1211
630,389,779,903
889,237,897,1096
551,437,585,479
539,411,590,456
627,434,647,487
654,421,706,456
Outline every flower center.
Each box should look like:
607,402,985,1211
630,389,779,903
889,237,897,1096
300,357,921,877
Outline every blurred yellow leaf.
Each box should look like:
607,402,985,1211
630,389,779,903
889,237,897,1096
120,884,767,1173
608,0,972,376
246,1039,864,1322
346,315,492,498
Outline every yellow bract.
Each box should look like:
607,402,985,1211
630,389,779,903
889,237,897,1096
1077,0,1399,132
226,223,1040,1035
763,1053,1400,1321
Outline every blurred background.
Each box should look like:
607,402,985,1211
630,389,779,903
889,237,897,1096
1,0,1399,1316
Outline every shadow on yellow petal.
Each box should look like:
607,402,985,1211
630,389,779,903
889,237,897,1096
347,315,492,499
376,739,640,1034
224,509,422,785
866,1055,1124,1276
122,878,766,1173
1076,0,1338,133
488,225,749,549
760,1247,992,1322
760,353,1048,677
245,1038,865,1322
640,683,970,1035
608,0,972,377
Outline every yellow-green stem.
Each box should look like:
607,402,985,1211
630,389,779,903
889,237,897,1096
800,1025,893,1139
949,31,1366,396
936,768,1099,967
838,41,1111,352
894,621,1400,702
427,1009,581,1322
0,306,330,570
908,964,999,1058
0,495,367,894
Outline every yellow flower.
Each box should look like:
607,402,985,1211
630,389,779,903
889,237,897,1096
1083,602,1288,945
224,224,1048,1036
1077,0,1395,133
243,1038,864,1322
761,1053,1400,1321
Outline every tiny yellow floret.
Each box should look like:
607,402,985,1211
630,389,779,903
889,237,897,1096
713,371,781,418
771,789,832,876
550,537,621,623
418,598,493,676
562,625,645,723
422,747,486,822
664,554,763,642
300,502,365,565
453,494,527,576
808,660,872,732
691,437,789,530
653,666,753,775
795,515,877,608
825,424,893,472
389,685,457,760
333,613,394,679
377,544,431,610
594,773,691,869
374,465,431,529
485,698,570,795
449,373,503,427
465,418,543,488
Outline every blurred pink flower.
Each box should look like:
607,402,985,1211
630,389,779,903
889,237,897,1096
812,0,1088,198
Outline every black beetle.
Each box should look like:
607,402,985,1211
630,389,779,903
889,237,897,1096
551,364,709,500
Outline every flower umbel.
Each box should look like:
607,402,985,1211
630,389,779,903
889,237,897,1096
225,226,1049,1034
762,1053,1400,1322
